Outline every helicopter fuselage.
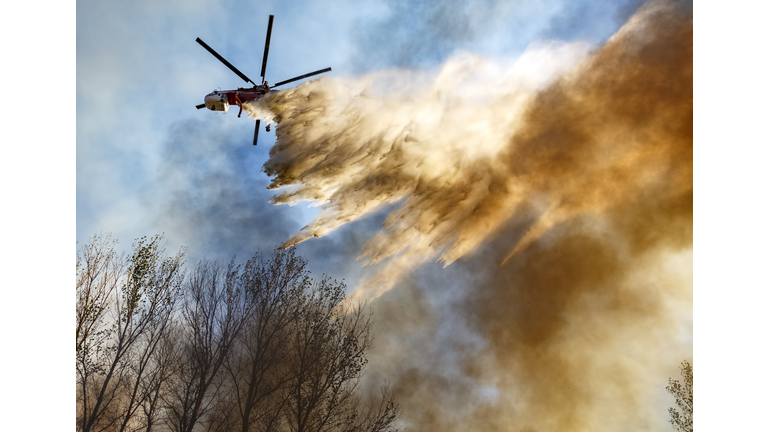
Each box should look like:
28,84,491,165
204,86,273,115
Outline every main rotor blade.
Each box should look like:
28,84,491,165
260,15,274,82
272,67,332,88
196,103,206,109
253,120,260,146
196,37,255,85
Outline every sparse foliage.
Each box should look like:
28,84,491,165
76,234,185,432
219,249,309,432
163,259,255,432
283,278,376,432
667,360,693,432
76,235,401,432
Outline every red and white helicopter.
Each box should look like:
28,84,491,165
195,15,331,145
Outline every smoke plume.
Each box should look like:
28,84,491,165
246,40,593,301
246,0,692,430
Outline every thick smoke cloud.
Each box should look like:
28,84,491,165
245,0,692,430
248,0,691,300
245,40,591,300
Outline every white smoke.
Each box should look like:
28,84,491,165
243,42,591,299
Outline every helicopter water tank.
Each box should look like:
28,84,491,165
204,92,230,112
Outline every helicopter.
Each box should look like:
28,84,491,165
195,15,331,146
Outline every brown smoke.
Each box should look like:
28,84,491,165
252,39,590,278
250,0,692,430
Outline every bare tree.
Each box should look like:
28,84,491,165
280,278,399,432
139,324,184,432
77,234,123,431
163,259,255,432
203,251,402,432
76,234,185,432
667,360,693,432
219,249,311,432
347,384,401,432
78,237,401,432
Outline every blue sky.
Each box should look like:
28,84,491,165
72,1,700,430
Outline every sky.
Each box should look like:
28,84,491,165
12,0,749,430
73,0,697,430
